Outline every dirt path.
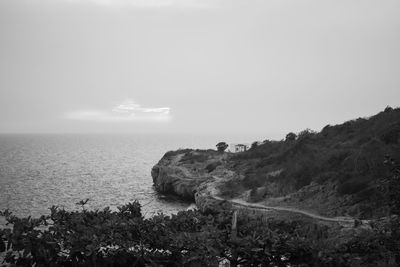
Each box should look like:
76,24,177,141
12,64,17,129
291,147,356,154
207,174,355,224
169,161,356,224
216,197,354,223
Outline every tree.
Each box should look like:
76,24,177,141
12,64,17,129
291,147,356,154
384,156,400,215
250,141,259,150
216,142,229,152
285,132,297,141
384,106,393,113
297,129,315,141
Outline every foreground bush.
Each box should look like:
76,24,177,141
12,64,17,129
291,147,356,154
1,200,399,266
0,201,312,266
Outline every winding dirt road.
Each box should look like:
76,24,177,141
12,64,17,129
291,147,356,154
204,173,356,224
212,196,355,224
170,158,356,225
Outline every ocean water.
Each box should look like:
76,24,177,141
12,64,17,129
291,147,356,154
0,133,265,218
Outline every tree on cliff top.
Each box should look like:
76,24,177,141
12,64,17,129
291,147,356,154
216,142,229,152
285,132,297,141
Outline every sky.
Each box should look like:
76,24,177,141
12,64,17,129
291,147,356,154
0,0,399,138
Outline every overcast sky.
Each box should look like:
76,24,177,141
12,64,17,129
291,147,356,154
0,0,399,137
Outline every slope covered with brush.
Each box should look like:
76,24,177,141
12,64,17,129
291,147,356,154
227,107,400,218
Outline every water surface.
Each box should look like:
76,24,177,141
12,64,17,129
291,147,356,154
0,133,265,217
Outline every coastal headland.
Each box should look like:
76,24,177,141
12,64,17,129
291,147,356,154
152,107,400,222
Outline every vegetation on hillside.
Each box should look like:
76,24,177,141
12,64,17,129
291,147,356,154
227,107,400,218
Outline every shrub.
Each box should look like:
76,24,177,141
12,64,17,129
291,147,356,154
250,141,259,149
380,123,400,144
2,200,399,266
355,186,376,202
205,161,221,173
285,132,297,141
384,106,393,112
0,201,320,267
294,167,314,189
326,150,351,169
297,129,316,141
164,149,192,158
337,179,369,195
218,179,244,198
242,174,265,189
216,142,228,152
321,124,331,136
179,152,209,163
248,187,268,202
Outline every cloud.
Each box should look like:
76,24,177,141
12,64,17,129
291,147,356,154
61,0,218,8
65,99,171,122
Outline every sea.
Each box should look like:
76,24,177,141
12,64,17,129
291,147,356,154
0,133,269,219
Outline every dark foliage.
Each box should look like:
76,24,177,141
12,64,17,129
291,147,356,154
164,149,193,158
384,106,394,113
285,132,297,142
380,123,400,144
1,200,399,266
227,107,400,217
337,178,370,195
383,156,400,215
250,141,259,149
180,152,210,163
205,161,221,173
216,142,229,153
0,201,324,267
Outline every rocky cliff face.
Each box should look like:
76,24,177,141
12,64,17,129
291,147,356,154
151,163,205,201
151,149,233,213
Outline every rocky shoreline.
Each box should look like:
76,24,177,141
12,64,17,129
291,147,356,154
151,149,235,213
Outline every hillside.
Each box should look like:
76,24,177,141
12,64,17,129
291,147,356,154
227,107,400,219
152,107,400,219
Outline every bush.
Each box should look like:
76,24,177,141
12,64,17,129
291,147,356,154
205,161,221,173
337,179,369,195
285,132,297,141
326,150,351,169
216,142,228,152
164,149,192,158
380,123,400,144
250,141,259,149
384,106,393,112
0,202,319,267
248,187,268,202
179,152,209,163
297,129,316,141
218,179,244,198
1,200,399,266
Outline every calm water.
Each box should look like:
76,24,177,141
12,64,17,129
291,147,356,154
0,133,265,218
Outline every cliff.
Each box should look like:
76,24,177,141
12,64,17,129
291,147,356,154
151,149,234,213
152,107,400,219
